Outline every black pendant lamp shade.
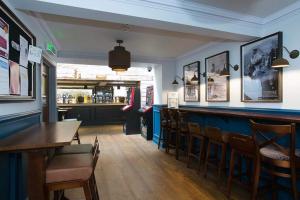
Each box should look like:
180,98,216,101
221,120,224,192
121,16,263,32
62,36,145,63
109,40,131,72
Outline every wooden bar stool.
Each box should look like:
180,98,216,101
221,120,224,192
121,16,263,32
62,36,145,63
251,120,299,200
187,122,205,172
226,133,256,199
203,126,229,182
176,111,189,160
166,109,178,155
158,108,169,150
46,138,100,200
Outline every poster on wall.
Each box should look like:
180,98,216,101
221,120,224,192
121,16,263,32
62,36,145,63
0,56,9,94
183,61,200,102
205,51,229,102
0,17,9,58
167,92,179,108
20,65,28,96
241,32,282,102
9,60,20,95
19,35,29,66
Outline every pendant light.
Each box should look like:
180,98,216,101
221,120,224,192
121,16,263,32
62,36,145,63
108,40,131,72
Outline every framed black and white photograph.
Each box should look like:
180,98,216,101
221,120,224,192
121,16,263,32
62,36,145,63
241,32,282,102
205,51,229,102
183,61,200,102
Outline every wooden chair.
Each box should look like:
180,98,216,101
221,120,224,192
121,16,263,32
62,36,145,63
187,122,205,172
251,120,299,200
176,111,189,160
166,109,178,155
46,138,100,200
226,133,257,199
158,108,169,150
56,137,98,155
203,126,229,182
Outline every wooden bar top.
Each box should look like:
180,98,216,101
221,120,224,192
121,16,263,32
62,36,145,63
0,121,81,152
177,107,300,123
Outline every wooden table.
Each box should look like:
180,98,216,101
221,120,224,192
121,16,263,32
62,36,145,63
0,121,81,200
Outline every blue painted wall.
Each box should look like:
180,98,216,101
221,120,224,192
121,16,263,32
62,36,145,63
0,111,41,200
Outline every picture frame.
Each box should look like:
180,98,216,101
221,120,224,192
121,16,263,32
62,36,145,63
183,61,200,102
0,1,36,101
241,32,283,102
205,51,229,102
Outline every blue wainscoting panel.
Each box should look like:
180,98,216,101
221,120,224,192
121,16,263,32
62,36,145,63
152,105,163,145
0,111,41,200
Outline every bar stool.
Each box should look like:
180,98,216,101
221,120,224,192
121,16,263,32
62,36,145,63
226,133,256,199
251,120,299,200
203,126,229,182
187,122,205,172
46,139,100,200
166,109,178,155
63,118,81,144
176,111,189,160
56,137,98,155
158,108,169,150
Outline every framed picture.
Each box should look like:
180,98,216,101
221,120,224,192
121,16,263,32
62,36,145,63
183,61,200,102
205,51,229,102
241,32,282,102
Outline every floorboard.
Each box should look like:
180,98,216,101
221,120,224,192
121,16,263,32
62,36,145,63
64,125,249,200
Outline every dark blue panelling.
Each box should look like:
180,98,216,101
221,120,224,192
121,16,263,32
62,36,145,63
153,105,163,145
0,111,40,200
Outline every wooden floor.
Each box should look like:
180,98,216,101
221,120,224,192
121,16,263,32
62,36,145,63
65,125,249,200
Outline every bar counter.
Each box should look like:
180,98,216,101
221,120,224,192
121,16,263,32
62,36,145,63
58,103,126,125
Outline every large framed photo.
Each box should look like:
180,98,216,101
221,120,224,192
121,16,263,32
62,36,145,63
183,61,200,102
241,32,282,102
205,51,229,102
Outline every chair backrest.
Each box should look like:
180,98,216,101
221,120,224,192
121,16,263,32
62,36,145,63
160,108,169,121
92,137,100,170
168,109,178,122
228,133,255,156
188,122,202,136
250,120,296,160
204,126,223,142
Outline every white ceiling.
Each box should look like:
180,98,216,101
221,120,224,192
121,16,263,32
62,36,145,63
185,0,299,17
34,13,223,59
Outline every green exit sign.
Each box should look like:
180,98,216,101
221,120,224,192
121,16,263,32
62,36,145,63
46,42,57,55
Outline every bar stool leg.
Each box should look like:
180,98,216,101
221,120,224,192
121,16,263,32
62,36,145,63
165,130,169,153
187,136,193,168
252,157,261,200
290,161,298,200
83,181,93,200
226,150,236,198
158,127,163,149
204,141,211,178
175,131,179,160
218,143,226,180
198,138,204,172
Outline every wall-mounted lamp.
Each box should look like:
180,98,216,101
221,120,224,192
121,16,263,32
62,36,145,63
220,63,239,77
272,46,299,68
172,75,184,85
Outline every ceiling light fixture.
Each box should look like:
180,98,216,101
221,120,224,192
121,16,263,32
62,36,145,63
220,63,239,77
272,46,299,68
108,40,131,72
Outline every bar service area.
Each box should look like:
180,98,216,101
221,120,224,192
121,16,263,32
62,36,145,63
1,0,300,200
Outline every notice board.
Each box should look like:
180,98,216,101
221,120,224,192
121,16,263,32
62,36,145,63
0,1,36,101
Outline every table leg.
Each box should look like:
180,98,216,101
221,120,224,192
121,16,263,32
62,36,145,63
27,150,47,200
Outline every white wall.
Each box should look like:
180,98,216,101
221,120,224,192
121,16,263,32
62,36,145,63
175,10,300,110
0,1,56,116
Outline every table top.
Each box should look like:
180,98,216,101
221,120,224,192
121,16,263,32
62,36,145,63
178,107,300,123
0,121,81,152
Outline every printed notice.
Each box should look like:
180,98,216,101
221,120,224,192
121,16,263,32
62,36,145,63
9,61,20,95
19,35,29,67
0,57,9,95
28,45,42,64
20,65,28,96
0,18,9,58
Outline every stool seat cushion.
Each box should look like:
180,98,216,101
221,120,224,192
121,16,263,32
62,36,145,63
46,154,93,183
260,146,300,161
63,118,78,121
56,144,93,155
